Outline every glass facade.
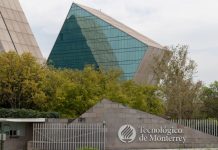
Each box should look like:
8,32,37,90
48,4,149,80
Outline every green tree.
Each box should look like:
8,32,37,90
106,80,164,115
201,81,218,118
42,66,165,117
153,45,202,119
0,52,47,109
0,52,165,118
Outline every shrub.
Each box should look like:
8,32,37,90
0,108,59,118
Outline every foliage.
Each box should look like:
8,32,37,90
107,81,165,115
153,45,202,119
201,81,218,118
0,108,59,118
0,52,165,118
0,52,47,109
42,67,165,117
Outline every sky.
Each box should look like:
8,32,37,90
19,0,218,84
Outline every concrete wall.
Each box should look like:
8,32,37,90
0,0,43,62
3,100,218,150
134,46,171,85
74,99,218,150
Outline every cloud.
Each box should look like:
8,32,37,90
19,0,218,84
191,48,218,84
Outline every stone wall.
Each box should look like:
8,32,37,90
73,99,218,150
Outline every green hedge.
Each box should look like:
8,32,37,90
0,108,59,118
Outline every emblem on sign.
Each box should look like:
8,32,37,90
118,124,136,143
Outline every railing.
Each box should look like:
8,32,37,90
171,119,218,137
32,123,106,150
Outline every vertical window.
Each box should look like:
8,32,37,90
60,33,63,41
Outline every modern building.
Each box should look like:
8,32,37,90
0,0,43,62
48,3,169,84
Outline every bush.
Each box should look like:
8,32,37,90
0,108,59,118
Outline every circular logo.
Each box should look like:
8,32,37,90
118,124,136,143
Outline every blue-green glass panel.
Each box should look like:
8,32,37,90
48,4,149,80
48,10,98,69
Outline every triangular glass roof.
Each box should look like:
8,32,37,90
75,3,164,49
